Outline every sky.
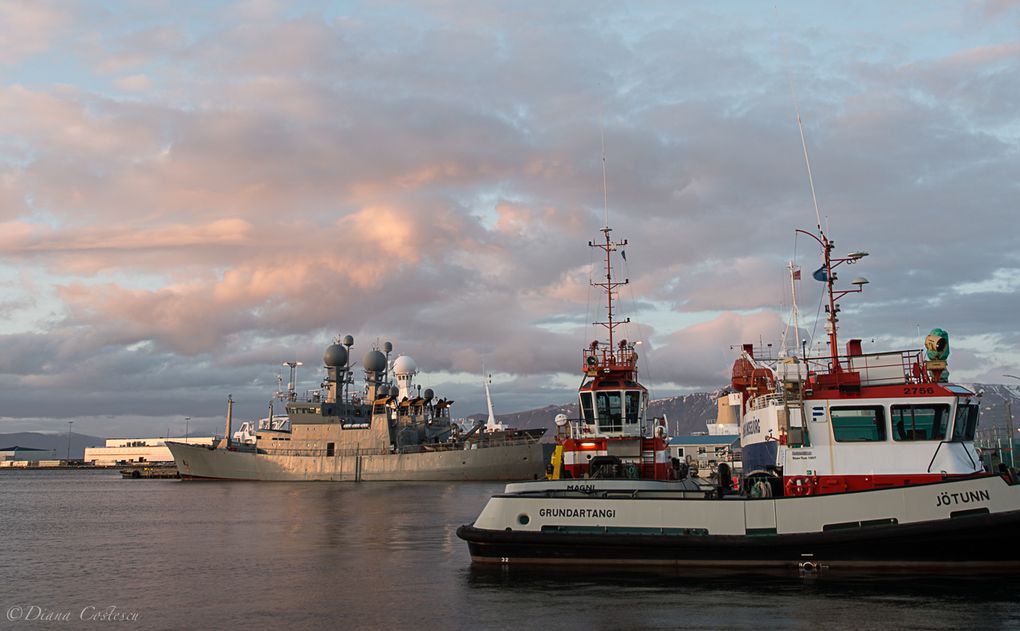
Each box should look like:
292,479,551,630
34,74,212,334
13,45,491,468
1,1,1018,438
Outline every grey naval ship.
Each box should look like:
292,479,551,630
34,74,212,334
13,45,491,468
167,336,546,481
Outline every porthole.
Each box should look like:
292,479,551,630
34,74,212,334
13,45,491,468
517,514,530,526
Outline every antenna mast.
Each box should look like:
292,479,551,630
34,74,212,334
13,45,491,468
592,123,629,352
590,227,629,351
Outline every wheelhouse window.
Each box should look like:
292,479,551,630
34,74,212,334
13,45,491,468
952,404,979,441
596,391,623,433
831,406,886,442
891,404,949,441
625,391,643,425
579,392,595,425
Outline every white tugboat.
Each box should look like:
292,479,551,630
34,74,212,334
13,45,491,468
732,228,983,498
457,227,1020,571
167,337,546,481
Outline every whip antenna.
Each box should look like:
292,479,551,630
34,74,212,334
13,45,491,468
600,123,609,228
779,26,823,232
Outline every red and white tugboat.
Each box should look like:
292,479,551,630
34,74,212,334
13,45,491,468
546,224,672,481
732,227,984,499
457,227,1020,572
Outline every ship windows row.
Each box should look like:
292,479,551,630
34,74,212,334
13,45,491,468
578,390,646,432
828,404,978,443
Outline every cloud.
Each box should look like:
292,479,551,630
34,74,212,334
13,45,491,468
113,74,150,91
0,2,1018,431
0,2,70,66
650,311,792,389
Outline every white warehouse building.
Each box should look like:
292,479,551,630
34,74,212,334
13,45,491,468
85,437,216,466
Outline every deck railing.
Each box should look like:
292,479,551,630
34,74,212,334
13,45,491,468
748,393,786,411
802,349,929,386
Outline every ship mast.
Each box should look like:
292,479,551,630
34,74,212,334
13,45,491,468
795,228,868,371
788,79,868,370
590,226,629,354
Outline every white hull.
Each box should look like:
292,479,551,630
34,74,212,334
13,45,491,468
167,441,546,481
459,475,1020,569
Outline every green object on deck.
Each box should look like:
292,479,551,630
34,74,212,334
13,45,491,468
925,328,950,361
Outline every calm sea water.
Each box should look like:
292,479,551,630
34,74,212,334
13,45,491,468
3,469,1020,630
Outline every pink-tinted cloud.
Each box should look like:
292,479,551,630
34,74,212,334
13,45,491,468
0,2,1017,427
650,311,792,388
0,2,70,66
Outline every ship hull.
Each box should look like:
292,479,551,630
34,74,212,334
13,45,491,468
167,441,546,481
457,475,1020,570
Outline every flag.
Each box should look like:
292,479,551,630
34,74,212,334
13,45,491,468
812,266,828,282
620,250,626,261
793,269,801,280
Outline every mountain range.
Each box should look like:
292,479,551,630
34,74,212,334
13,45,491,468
470,391,726,437
472,383,1020,439
0,432,106,460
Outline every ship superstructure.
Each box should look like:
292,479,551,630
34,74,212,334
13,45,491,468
731,228,981,497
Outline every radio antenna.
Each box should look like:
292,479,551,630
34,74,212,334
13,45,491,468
779,26,823,232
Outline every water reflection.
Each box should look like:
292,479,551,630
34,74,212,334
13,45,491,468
465,565,1020,630
5,470,1019,631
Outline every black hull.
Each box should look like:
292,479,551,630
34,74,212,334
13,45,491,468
457,509,1020,570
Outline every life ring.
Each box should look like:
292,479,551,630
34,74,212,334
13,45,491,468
785,476,813,497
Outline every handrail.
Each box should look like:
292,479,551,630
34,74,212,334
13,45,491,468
748,393,786,411
800,348,930,386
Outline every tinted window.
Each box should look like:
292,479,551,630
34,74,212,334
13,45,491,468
579,392,595,424
625,391,642,425
891,405,950,441
952,404,979,441
831,406,886,442
596,391,623,432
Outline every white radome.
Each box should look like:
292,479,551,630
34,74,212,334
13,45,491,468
392,355,418,376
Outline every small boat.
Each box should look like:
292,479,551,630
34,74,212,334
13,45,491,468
546,224,672,481
457,225,1020,571
120,464,180,479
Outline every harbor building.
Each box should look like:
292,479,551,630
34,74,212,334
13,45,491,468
85,437,216,466
0,446,59,467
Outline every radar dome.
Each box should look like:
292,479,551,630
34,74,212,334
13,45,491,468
323,344,348,368
363,350,387,373
423,388,434,401
342,335,355,347
389,385,400,398
383,341,393,353
392,355,418,376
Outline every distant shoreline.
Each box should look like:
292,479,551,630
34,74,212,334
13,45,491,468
0,465,123,471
